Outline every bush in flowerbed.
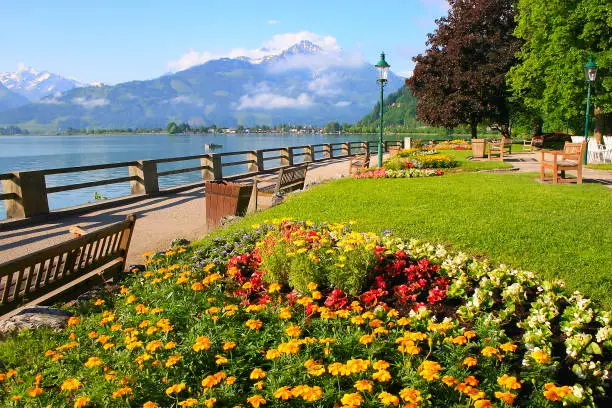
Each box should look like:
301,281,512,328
384,152,458,170
434,139,472,151
0,221,609,407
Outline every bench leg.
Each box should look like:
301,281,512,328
577,167,583,184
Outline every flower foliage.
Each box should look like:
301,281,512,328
0,220,609,407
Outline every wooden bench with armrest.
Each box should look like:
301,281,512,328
250,164,308,211
349,154,371,174
488,138,513,160
539,141,585,184
0,215,136,319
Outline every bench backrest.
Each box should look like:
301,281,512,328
562,142,585,160
0,215,136,316
275,164,308,194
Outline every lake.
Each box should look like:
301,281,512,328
0,132,397,219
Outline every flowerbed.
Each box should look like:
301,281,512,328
353,168,444,179
0,221,609,407
384,150,458,170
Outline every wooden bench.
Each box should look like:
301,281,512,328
251,164,308,211
349,154,371,174
0,215,136,318
540,142,585,184
523,136,543,152
488,138,513,160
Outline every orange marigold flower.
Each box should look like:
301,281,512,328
418,360,442,381
247,394,266,408
354,380,373,392
178,398,199,407
464,376,479,386
67,317,80,326
73,397,91,408
399,388,423,403
250,368,266,380
474,400,493,408
61,378,82,392
442,375,458,386
340,392,363,407
27,387,43,397
359,334,375,345
378,391,400,406
500,342,517,353
531,348,552,364
463,356,478,367
481,347,498,357
543,383,573,401
204,397,217,408
497,374,522,390
112,387,133,399
192,336,211,351
285,325,302,337
464,330,477,340
372,360,390,371
274,386,293,400
495,391,517,404
245,319,263,331
222,341,237,351
372,370,392,382
142,402,158,408
265,349,281,360
84,357,104,368
165,383,186,395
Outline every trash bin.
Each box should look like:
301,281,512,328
205,180,253,231
471,139,487,158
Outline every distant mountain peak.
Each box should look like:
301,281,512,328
284,40,323,55
0,66,88,101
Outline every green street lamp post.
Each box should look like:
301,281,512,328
375,52,390,168
583,55,598,164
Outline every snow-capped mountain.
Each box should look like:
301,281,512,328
0,41,403,129
0,66,87,101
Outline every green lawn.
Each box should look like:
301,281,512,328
440,149,514,170
200,172,612,307
587,163,612,170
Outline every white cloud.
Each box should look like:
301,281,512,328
397,70,413,78
72,97,109,108
267,19,279,25
334,101,351,107
236,92,314,110
307,73,344,97
269,50,365,73
167,31,345,72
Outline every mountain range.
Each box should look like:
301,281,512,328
0,41,404,130
0,66,90,102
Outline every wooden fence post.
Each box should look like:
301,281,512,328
211,154,223,180
361,141,369,155
247,150,264,172
323,144,332,159
201,155,214,180
129,160,159,195
280,147,293,166
2,171,49,219
342,142,349,156
305,145,314,162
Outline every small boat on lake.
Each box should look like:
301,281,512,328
204,143,223,151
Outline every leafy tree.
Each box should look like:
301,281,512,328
324,121,341,133
507,0,612,136
407,0,520,138
166,122,178,134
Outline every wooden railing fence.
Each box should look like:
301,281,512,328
0,140,402,220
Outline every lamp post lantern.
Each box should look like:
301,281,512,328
583,55,598,164
375,52,390,168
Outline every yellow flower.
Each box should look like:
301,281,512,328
474,400,493,408
27,387,43,397
142,402,159,408
278,308,292,319
112,387,133,399
480,346,499,357
372,360,390,371
247,394,266,408
359,334,375,345
500,342,517,353
265,349,281,360
340,392,363,407
61,378,82,392
399,388,423,403
531,348,551,364
245,319,263,331
418,360,442,381
354,380,373,392
285,325,302,337
463,356,478,367
83,356,104,368
250,368,266,380
372,370,392,382
268,283,281,293
300,386,323,401
222,341,236,351
178,398,199,407
73,397,90,408
497,374,522,390
274,386,293,400
442,375,458,386
543,383,573,401
495,391,517,404
215,355,229,365
307,282,318,291
193,336,211,351
93,299,105,306
166,354,182,367
165,341,177,350
378,391,400,406
165,383,186,395
201,372,226,389
204,398,217,408
67,317,80,326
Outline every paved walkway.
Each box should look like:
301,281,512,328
0,158,356,266
1,152,610,268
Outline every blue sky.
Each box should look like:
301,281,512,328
0,0,449,84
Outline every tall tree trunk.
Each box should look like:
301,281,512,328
470,119,478,139
594,108,612,144
532,118,543,136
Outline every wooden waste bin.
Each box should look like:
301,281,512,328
471,139,487,158
205,180,253,231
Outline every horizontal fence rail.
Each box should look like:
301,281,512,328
0,139,403,220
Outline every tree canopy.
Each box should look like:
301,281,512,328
407,0,520,138
507,0,612,135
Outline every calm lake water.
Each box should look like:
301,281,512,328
0,133,393,219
